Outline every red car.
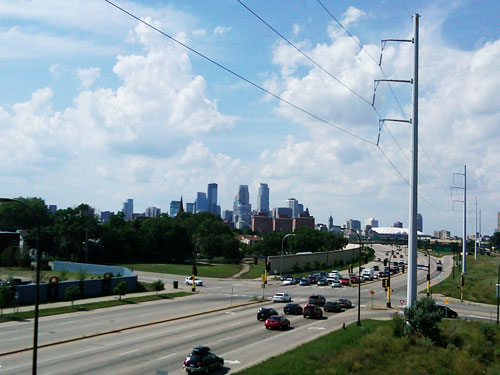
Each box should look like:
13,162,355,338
340,277,349,286
264,315,290,330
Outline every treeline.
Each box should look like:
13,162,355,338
0,197,348,266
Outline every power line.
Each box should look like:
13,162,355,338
104,0,376,146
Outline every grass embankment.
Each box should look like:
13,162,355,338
431,254,499,304
123,263,242,278
235,319,500,375
0,291,191,323
239,262,265,279
0,267,100,282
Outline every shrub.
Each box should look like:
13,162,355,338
0,284,15,315
152,280,165,295
114,281,128,300
64,285,81,307
404,296,443,343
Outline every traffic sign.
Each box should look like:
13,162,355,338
400,299,405,306
370,290,375,295
445,297,449,305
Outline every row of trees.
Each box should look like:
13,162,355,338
0,197,349,265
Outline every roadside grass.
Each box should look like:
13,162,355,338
418,249,450,258
0,267,101,282
122,263,242,278
431,254,499,304
0,291,192,323
239,262,265,279
234,319,500,375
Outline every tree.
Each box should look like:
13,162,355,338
0,284,15,315
489,232,500,250
64,285,81,307
152,280,165,295
403,296,443,343
114,281,128,300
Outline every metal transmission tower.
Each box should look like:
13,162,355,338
452,165,467,301
375,15,420,306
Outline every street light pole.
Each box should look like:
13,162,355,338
351,230,362,326
280,233,295,279
0,198,41,375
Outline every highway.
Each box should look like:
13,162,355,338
0,244,495,374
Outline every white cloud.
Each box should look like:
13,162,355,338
193,28,207,37
76,67,100,89
341,6,366,27
292,23,302,36
213,25,231,36
49,63,66,78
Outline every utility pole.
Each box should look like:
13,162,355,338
474,196,478,260
452,165,467,301
375,15,418,306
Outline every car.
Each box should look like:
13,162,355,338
436,260,442,265
185,277,203,286
273,292,292,303
282,278,294,286
292,277,302,284
437,305,458,318
337,298,352,308
400,254,404,258
280,274,292,281
340,277,350,286
299,278,310,286
308,275,318,284
317,278,328,286
308,294,326,306
328,270,339,278
265,315,291,330
378,271,385,278
323,301,342,312
330,280,342,288
376,257,381,262
303,304,323,319
183,346,224,373
284,303,303,315
257,307,279,321
350,275,362,284
373,265,379,271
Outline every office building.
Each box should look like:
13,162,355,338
273,217,293,232
292,212,315,231
233,185,252,228
345,219,361,231
286,198,299,218
393,221,403,228
223,210,233,223
433,230,451,239
273,207,292,218
47,205,57,214
207,183,218,215
100,211,113,223
257,183,270,215
417,213,423,233
170,201,181,217
328,215,334,230
186,202,195,214
195,192,208,213
145,206,161,218
122,199,133,221
364,218,378,231
251,213,273,233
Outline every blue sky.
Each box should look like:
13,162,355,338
0,0,499,236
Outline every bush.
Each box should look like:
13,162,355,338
114,281,128,300
0,284,15,315
404,296,443,343
152,280,165,294
64,285,81,307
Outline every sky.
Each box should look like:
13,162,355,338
0,0,499,236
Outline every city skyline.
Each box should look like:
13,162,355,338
0,1,498,237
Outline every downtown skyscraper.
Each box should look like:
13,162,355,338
207,183,218,215
233,185,251,229
257,183,269,215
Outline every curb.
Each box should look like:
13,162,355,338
0,299,265,357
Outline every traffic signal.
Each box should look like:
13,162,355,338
382,279,388,288
384,259,388,266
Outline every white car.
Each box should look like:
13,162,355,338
185,277,203,286
273,292,292,303
282,278,294,285
330,280,342,288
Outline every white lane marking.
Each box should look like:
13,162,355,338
118,349,138,357
225,311,236,314
225,360,241,364
184,333,196,339
157,352,177,360
6,335,32,341
466,314,492,320
219,336,237,342
308,327,325,330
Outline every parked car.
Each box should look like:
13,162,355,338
317,278,328,286
265,315,290,330
437,305,458,318
340,277,350,286
378,271,386,278
293,277,302,284
328,270,339,278
257,307,278,321
308,275,318,284
323,301,342,313
299,278,310,286
308,295,326,306
185,277,203,286
273,292,292,303
303,304,323,319
330,280,342,288
284,303,303,315
337,298,352,308
282,278,294,286
183,346,224,373
373,265,379,271
350,275,362,284
280,274,292,281
436,260,442,265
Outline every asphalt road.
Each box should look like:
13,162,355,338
0,244,496,375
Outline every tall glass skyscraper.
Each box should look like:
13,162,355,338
122,199,133,221
257,183,269,215
195,192,208,213
207,183,218,215
233,185,251,228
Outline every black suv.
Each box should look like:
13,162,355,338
303,304,323,319
308,295,326,306
257,307,278,321
283,303,303,315
183,346,224,373
323,301,342,313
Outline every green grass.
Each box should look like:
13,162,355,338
123,263,242,278
418,249,449,258
235,319,500,375
239,262,266,279
431,254,499,304
0,291,192,323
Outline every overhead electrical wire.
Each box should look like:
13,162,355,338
104,0,376,146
